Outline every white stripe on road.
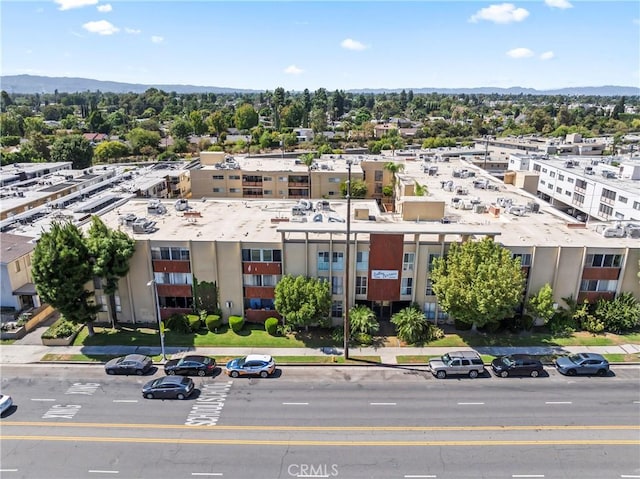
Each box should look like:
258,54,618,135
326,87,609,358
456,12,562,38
88,471,119,474
404,475,437,478
512,475,545,478
112,400,138,403
545,401,572,405
620,476,640,478
633,401,640,404
370,402,396,406
30,398,55,402
0,470,18,472
457,402,485,405
282,402,308,405
191,474,223,477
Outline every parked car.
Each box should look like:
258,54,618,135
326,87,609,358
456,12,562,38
225,354,276,378
0,394,13,415
142,376,195,400
491,354,544,378
429,351,484,379
164,355,216,377
105,354,153,376
555,353,610,376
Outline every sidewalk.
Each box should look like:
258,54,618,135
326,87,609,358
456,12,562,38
2,342,639,365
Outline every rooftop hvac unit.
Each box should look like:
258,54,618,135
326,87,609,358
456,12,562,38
527,201,540,213
175,199,189,211
474,204,486,214
602,226,625,238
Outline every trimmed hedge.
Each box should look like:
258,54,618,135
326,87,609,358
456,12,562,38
228,315,245,333
42,317,83,339
264,317,279,336
186,314,202,332
205,314,222,332
166,314,190,334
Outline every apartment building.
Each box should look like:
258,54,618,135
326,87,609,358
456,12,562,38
92,155,639,327
0,233,40,312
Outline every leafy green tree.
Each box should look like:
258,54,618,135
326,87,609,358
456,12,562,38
526,283,555,326
126,127,161,155
50,135,94,169
171,118,192,140
86,216,136,328
274,275,331,330
431,238,526,331
206,111,227,137
349,305,379,336
25,133,51,161
310,107,327,134
93,140,130,163
391,305,441,345
189,110,208,136
340,178,367,198
234,104,259,131
594,292,640,333
414,181,428,196
32,222,100,335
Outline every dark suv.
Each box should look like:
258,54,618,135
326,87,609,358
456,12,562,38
429,351,485,379
491,354,544,378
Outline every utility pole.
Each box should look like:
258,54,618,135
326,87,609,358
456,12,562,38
343,159,353,360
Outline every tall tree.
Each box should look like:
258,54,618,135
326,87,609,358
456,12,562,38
234,103,259,131
86,216,136,328
50,135,94,169
431,238,526,331
526,283,555,326
32,222,100,335
274,275,331,330
383,161,404,210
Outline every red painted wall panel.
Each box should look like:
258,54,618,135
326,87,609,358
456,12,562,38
367,233,403,301
152,260,191,273
157,284,193,297
242,262,282,275
243,286,276,299
581,267,620,280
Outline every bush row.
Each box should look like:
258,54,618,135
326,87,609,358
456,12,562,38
161,313,283,335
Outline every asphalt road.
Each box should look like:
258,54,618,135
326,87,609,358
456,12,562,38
1,364,639,479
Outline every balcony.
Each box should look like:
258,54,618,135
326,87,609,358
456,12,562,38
152,260,191,273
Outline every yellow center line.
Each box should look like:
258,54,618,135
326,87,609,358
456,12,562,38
2,421,639,432
1,435,638,446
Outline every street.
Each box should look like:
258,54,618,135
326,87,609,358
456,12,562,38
1,364,639,479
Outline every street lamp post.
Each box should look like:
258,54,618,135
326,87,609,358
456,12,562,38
146,279,167,360
343,159,353,360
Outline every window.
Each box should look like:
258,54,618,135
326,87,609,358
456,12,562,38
332,252,344,270
615,212,624,220
114,294,121,312
635,201,640,211
331,300,343,318
154,272,193,284
547,183,553,190
565,190,571,196
512,253,532,266
229,188,240,193
424,302,448,321
428,254,440,272
540,180,546,186
558,174,564,181
533,164,541,172
401,277,413,295
355,276,367,295
212,175,224,180
100,295,108,312
14,261,20,273
574,193,585,204
263,190,273,195
576,179,587,189
278,176,287,182
331,276,343,295
317,252,330,271
263,177,272,182
549,171,555,178
243,274,279,286
586,254,623,268
580,279,618,292
542,168,547,173
242,249,282,262
601,188,616,201
598,203,613,217
356,251,369,270
151,247,190,261
403,252,415,271
425,279,434,296
374,170,383,182
619,196,627,204
158,296,194,309
93,277,103,289
212,188,224,193
328,177,341,183
229,175,241,180
245,298,275,310
556,187,562,193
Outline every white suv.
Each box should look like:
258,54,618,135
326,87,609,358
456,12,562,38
429,351,484,379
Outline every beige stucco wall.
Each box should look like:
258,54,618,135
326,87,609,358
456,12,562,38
400,200,445,221
215,241,244,319
526,246,556,299
619,247,639,297
515,172,539,195
553,247,584,303
200,151,227,166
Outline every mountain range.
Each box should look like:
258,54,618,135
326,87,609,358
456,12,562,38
1,74,639,96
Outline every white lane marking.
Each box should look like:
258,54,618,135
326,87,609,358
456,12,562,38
0,470,18,472
633,401,640,404
620,476,640,478
370,402,397,406
282,402,309,405
112,400,138,403
457,402,485,405
31,398,55,402
88,471,119,474
404,475,437,478
545,401,572,404
191,474,223,477
512,475,545,478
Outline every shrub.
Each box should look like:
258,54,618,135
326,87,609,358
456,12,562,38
582,314,605,334
264,317,279,336
229,315,245,333
42,317,82,339
331,326,344,343
426,323,445,341
277,323,293,336
454,318,473,331
166,314,190,334
205,314,222,332
548,312,577,337
186,314,202,332
354,332,373,345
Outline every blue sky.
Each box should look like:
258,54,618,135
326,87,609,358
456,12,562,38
2,0,639,90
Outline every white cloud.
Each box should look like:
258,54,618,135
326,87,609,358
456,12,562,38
341,38,368,51
125,27,141,34
151,36,164,43
82,20,119,35
539,51,555,60
284,65,304,75
544,0,573,9
54,0,98,11
469,3,529,24
97,4,112,12
506,47,534,58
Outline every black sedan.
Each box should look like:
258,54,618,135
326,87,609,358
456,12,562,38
105,354,153,375
142,376,195,400
164,355,216,377
491,354,544,378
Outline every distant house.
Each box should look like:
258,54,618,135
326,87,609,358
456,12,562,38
82,133,109,145
293,128,314,143
0,233,40,312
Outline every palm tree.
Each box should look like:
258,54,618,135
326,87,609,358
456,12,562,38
391,306,429,345
383,161,405,211
300,152,315,198
414,181,428,196
349,305,379,337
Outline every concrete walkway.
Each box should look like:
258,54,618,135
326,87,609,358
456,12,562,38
2,342,639,365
